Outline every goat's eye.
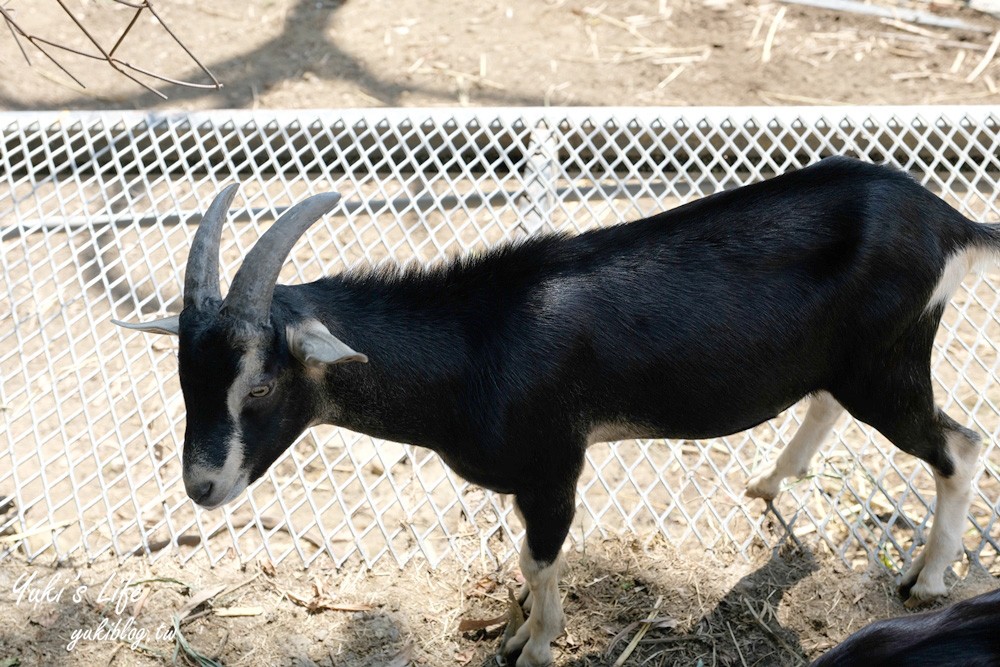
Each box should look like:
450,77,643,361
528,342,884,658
249,385,271,398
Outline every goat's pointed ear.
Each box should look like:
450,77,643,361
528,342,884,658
287,320,368,367
112,315,181,336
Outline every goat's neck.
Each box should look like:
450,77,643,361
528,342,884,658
304,280,470,451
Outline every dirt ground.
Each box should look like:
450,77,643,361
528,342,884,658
3,0,1000,109
3,535,997,667
4,1,1000,666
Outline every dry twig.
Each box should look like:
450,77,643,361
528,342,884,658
278,577,375,614
879,17,947,40
763,6,787,63
611,595,666,666
743,598,807,665
0,519,74,543
573,4,658,46
966,30,1000,82
134,514,325,556
413,63,506,90
780,0,990,32
0,0,220,99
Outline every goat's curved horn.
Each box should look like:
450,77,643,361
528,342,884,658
221,192,342,324
183,184,240,310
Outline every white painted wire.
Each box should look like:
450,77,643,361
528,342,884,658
1,107,998,573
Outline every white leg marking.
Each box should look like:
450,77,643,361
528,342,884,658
504,550,564,667
904,428,979,602
746,391,843,500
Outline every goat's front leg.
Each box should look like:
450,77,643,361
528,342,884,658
502,487,575,667
746,391,842,500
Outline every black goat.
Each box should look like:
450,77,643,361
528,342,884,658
812,587,1000,667
116,156,992,666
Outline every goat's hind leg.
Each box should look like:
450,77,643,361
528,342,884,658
840,366,980,604
746,391,843,500
898,413,980,604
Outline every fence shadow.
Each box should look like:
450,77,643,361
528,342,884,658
679,547,817,667
474,545,819,667
259,609,413,667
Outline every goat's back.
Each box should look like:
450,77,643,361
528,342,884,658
315,157,987,453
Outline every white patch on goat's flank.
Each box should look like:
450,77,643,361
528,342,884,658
927,247,995,311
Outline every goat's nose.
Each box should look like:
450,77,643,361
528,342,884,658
188,479,214,505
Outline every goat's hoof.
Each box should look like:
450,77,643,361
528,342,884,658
502,635,554,667
501,655,551,667
501,619,529,665
898,572,920,601
514,643,554,667
902,579,946,608
900,561,946,607
745,466,780,501
898,555,930,603
516,656,553,667
501,634,528,663
499,644,522,666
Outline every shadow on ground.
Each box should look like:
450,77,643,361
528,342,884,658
465,543,820,667
0,0,548,111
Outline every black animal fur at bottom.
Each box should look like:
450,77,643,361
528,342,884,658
812,588,1000,667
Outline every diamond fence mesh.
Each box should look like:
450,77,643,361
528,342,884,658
2,107,1000,574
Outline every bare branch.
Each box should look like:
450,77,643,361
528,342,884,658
3,6,30,64
144,2,221,87
1,5,87,88
109,6,143,59
0,0,221,99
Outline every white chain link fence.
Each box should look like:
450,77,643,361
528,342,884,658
2,107,999,575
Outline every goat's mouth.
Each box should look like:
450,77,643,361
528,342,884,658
186,470,250,509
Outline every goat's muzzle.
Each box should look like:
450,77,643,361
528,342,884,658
183,462,247,509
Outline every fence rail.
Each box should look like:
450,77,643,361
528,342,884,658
2,107,999,573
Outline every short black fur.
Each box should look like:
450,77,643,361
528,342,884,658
273,158,982,491
181,157,993,552
812,588,1000,667
167,156,999,663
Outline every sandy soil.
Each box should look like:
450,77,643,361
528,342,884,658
3,1,1000,666
2,0,1000,110
3,535,997,667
